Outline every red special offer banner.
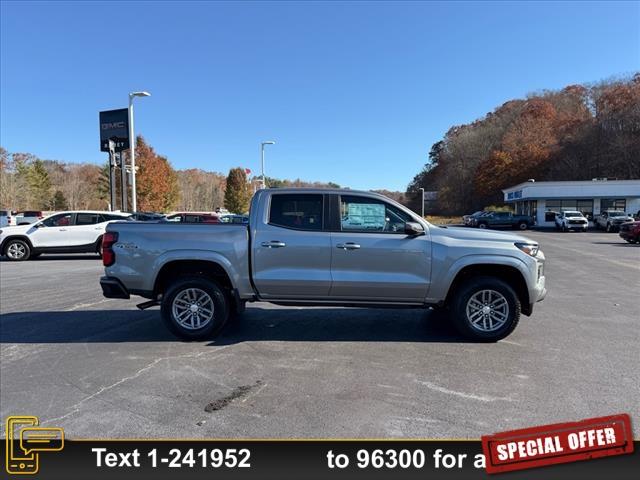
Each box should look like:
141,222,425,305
481,413,634,474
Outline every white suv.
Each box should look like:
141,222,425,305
0,211,130,261
555,210,588,232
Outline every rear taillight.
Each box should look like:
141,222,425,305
102,232,118,266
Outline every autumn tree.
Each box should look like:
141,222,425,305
224,167,251,214
408,73,640,214
134,136,179,212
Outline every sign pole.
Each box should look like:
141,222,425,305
120,152,128,212
108,140,117,212
128,97,137,212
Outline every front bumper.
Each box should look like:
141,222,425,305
619,231,639,241
100,276,130,299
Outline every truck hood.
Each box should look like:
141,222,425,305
429,225,535,245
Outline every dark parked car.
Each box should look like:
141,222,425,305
619,221,640,244
594,210,634,232
463,211,485,226
475,211,534,230
129,212,165,222
469,211,494,227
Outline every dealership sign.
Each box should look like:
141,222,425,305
99,108,129,152
507,190,523,200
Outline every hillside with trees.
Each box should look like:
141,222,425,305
408,74,640,214
0,139,348,213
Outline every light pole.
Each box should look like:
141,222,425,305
128,91,151,212
419,187,425,218
260,141,275,189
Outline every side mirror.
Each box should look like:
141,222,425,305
34,222,45,228
405,222,425,236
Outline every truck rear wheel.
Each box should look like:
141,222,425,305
517,221,528,230
161,276,230,340
450,276,520,342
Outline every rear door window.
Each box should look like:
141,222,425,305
269,194,323,231
75,213,100,225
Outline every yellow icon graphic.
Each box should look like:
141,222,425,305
6,416,64,475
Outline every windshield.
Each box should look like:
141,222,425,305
563,211,583,217
609,212,628,217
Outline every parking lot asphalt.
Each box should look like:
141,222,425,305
1,229,638,439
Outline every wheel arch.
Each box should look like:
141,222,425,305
1,235,34,254
153,259,235,298
443,261,531,316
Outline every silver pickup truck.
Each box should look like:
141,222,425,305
100,189,546,342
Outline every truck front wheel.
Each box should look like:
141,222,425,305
450,276,520,342
161,277,230,340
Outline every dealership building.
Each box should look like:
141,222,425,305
502,179,640,226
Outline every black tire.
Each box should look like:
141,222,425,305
517,221,528,230
561,224,567,232
477,222,488,229
161,276,230,340
4,239,31,261
606,223,612,233
96,236,103,258
450,276,521,342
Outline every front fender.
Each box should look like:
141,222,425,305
426,253,532,304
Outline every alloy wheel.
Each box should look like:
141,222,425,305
171,288,215,330
6,242,26,260
465,289,510,332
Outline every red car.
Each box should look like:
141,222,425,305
164,212,220,224
618,221,640,244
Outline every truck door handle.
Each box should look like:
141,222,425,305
58,228,67,231
261,241,286,248
336,242,361,250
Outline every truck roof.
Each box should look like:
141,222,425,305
260,187,389,198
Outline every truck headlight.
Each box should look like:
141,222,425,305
515,242,539,257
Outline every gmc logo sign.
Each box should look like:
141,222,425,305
99,108,129,152
101,121,126,130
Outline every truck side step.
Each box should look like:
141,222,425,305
136,300,160,310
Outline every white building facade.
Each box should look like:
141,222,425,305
502,180,640,227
